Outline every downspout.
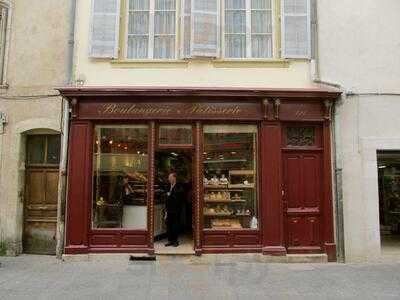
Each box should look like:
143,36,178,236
56,0,76,259
310,0,346,262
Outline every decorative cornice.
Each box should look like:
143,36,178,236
56,86,342,99
324,100,333,120
70,98,78,119
262,98,270,120
274,99,281,120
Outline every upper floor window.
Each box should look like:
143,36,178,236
224,0,273,58
89,0,311,60
127,0,177,59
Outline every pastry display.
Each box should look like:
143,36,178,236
96,197,106,207
211,219,242,229
220,174,229,184
210,175,219,185
203,152,256,228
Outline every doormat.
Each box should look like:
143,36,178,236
129,255,156,261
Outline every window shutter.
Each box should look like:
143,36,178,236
281,0,311,58
89,0,121,59
190,0,220,57
181,0,191,58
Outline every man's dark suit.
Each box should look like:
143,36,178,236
166,183,183,244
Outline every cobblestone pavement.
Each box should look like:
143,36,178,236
0,255,399,300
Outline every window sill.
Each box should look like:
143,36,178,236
212,59,290,68
110,59,189,69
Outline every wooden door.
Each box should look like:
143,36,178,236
24,135,60,254
282,125,324,253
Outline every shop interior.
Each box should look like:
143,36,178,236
378,151,400,255
154,150,194,254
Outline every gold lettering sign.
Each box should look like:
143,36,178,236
98,103,242,116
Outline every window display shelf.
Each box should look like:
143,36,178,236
204,185,254,191
204,199,246,203
204,213,251,217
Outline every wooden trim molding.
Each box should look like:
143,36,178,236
57,86,341,99
148,121,156,251
194,122,202,255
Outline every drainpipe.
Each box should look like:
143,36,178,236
0,111,6,188
310,0,346,262
56,0,76,259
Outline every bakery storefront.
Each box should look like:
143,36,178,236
58,87,340,261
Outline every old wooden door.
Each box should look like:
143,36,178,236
282,125,323,253
24,135,60,254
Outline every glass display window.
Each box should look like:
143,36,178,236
158,124,193,145
203,125,259,229
92,125,149,229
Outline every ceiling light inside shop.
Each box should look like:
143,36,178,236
378,165,386,169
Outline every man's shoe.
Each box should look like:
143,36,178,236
172,242,179,247
165,242,174,247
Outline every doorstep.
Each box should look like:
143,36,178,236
62,253,328,264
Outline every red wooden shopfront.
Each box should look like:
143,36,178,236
58,87,340,261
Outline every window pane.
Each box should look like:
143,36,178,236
154,11,175,34
46,135,61,164
93,125,149,229
225,10,246,34
251,0,271,9
129,0,149,10
203,125,258,230
284,0,307,14
159,125,192,145
225,34,246,58
129,11,149,34
251,34,272,58
155,0,175,10
251,10,272,34
154,36,175,58
127,36,149,58
27,136,46,165
225,0,245,9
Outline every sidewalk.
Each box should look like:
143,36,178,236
0,255,399,300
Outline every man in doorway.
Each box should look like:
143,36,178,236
165,172,183,247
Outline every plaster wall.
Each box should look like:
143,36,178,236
0,0,71,255
74,0,314,88
318,0,400,261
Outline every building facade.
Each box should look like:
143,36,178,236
57,0,341,260
317,0,400,261
0,0,74,255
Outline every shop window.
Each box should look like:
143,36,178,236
26,135,61,166
378,151,400,249
203,125,258,229
158,124,192,145
286,126,315,147
93,125,149,229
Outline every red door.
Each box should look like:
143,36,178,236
282,124,324,254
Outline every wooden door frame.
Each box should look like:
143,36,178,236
152,122,199,254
